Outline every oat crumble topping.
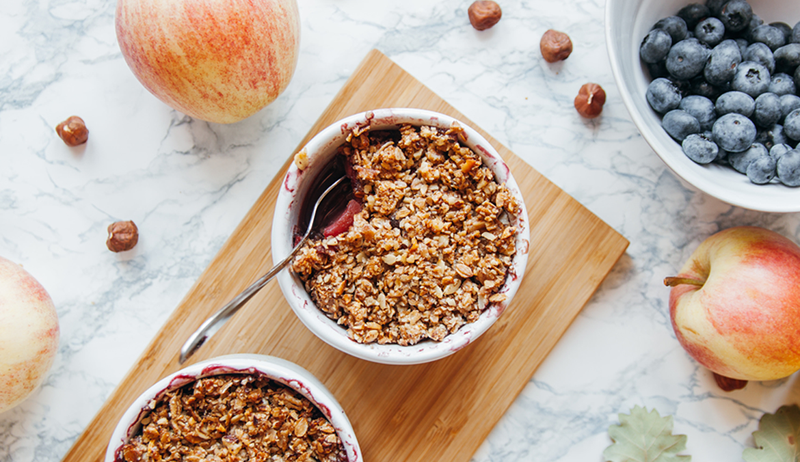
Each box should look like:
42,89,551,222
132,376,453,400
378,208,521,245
291,123,519,346
117,374,346,462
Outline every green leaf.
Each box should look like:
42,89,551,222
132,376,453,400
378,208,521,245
743,404,800,462
603,406,691,462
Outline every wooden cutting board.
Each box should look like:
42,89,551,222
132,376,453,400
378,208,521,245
63,49,628,462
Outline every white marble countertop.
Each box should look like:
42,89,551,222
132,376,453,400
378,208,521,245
2,0,800,461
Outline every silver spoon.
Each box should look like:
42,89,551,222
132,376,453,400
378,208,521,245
179,176,347,364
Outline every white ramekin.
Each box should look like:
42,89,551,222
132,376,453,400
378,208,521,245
105,354,361,462
272,108,530,365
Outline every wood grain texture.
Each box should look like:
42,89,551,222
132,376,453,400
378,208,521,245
63,49,629,462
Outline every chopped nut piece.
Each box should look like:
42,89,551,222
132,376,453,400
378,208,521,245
444,280,462,295
488,293,507,303
454,263,474,278
295,417,309,437
294,148,309,170
292,124,519,346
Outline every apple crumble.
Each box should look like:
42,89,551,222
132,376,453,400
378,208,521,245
116,374,346,462
291,122,519,346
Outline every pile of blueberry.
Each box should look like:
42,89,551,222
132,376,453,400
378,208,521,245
641,0,800,186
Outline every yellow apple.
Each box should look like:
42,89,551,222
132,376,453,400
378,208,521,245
0,256,59,413
666,226,800,382
116,0,300,124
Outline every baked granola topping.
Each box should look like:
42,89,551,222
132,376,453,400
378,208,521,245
117,374,346,462
291,123,519,346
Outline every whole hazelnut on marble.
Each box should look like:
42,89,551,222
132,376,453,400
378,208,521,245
55,116,89,146
574,83,606,119
107,221,139,252
468,1,502,31
540,29,573,63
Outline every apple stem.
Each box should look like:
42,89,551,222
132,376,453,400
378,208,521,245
663,276,705,287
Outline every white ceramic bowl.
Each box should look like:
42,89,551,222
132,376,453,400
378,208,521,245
606,0,800,212
272,108,530,365
105,354,361,462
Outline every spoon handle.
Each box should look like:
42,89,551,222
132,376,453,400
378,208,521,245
178,176,345,364
178,237,307,364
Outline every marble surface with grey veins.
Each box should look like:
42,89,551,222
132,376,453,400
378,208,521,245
2,0,800,461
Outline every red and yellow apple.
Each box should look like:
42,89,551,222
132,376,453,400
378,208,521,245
115,0,300,124
0,256,59,413
666,226,800,383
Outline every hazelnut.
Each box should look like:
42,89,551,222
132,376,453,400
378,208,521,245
107,220,139,252
574,83,606,119
468,1,502,31
540,29,573,63
55,116,89,146
713,372,747,392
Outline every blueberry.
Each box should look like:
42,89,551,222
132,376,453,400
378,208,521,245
640,29,673,63
729,142,768,173
746,155,777,184
695,17,725,47
678,4,711,30
770,143,792,161
715,147,730,164
795,65,800,89
754,93,782,127
654,16,689,43
768,73,796,96
770,22,794,43
672,78,693,96
735,38,749,57
705,0,727,17
755,124,788,150
731,61,770,98
773,44,800,74
743,42,775,74
719,0,753,33
679,95,717,130
780,94,800,121
740,14,764,42
704,39,742,86
785,109,800,141
750,25,786,51
682,132,719,163
647,78,683,113
647,61,670,79
776,149,800,186
662,109,701,141
666,38,710,80
716,90,755,117
794,21,800,44
712,112,757,152
690,76,723,101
